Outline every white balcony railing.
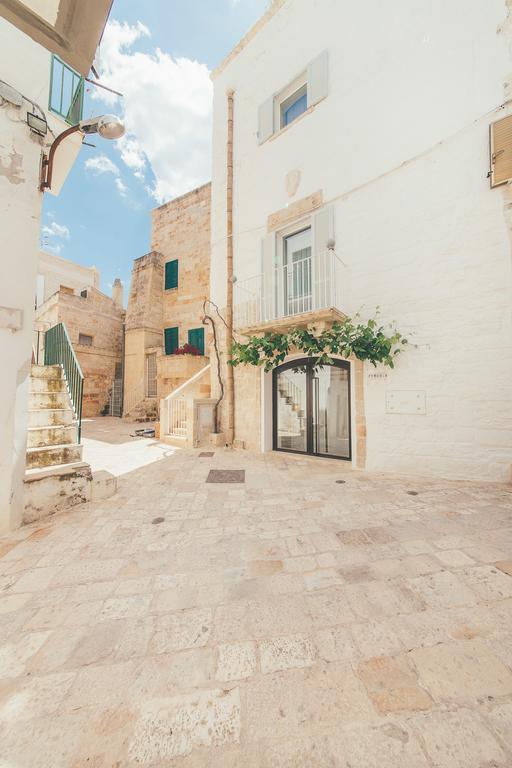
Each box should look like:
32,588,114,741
234,249,345,329
161,364,211,442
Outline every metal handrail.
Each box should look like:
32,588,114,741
123,377,145,417
44,322,84,441
161,364,211,437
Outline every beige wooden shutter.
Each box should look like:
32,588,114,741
258,96,274,144
261,233,276,320
312,206,335,309
490,115,512,188
313,205,335,255
307,50,329,108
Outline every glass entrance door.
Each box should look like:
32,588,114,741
273,358,351,460
312,364,350,458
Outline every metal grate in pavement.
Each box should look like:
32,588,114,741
206,469,245,483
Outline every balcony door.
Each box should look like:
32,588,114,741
283,228,312,316
273,358,351,460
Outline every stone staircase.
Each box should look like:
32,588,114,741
127,397,159,423
160,364,215,448
26,365,83,469
24,364,94,524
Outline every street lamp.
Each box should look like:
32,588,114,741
39,114,125,192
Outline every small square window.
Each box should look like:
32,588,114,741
280,84,308,129
258,50,328,145
78,333,93,346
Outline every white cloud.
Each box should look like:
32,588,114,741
84,153,130,199
41,221,70,239
43,243,63,255
117,135,146,172
92,19,212,203
115,178,128,197
84,154,120,176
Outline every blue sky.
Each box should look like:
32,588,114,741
42,0,268,301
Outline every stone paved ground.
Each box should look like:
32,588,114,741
1,448,512,767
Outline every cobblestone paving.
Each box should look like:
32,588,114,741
1,449,512,767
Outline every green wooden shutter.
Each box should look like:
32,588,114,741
188,327,205,355
165,259,179,290
164,327,179,355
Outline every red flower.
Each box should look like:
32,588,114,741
174,343,200,356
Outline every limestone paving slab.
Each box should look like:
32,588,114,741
0,447,511,766
409,639,512,704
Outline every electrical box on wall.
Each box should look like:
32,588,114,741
386,390,426,415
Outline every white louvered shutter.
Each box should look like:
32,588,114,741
258,96,274,144
312,206,335,309
307,50,329,108
261,233,276,321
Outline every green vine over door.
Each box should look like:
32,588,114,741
229,314,408,373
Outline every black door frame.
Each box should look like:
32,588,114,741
272,357,352,461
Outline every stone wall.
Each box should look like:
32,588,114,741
124,185,212,412
36,287,125,417
153,183,211,359
156,354,209,400
124,252,164,412
125,251,163,332
233,364,261,451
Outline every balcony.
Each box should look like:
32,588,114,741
49,55,84,124
234,249,347,333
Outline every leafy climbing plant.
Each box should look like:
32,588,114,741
229,314,408,373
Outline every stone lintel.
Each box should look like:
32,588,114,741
267,191,323,232
236,307,347,336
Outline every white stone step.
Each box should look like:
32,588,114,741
25,460,89,480
31,364,62,380
29,391,71,410
24,461,92,524
28,408,74,428
30,377,67,394
27,424,78,448
26,443,83,470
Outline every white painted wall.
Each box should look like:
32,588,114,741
37,251,100,307
0,19,85,531
211,0,512,481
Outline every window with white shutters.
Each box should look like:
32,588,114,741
257,50,329,144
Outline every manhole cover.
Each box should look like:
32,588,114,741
206,469,245,484
152,517,165,524
199,452,214,457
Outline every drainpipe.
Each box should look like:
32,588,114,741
225,89,235,445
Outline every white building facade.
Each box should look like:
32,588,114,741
0,1,112,531
36,250,100,309
210,0,512,482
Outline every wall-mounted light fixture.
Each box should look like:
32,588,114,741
39,114,125,192
27,112,47,136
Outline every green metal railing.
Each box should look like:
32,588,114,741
44,323,84,441
48,54,84,124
